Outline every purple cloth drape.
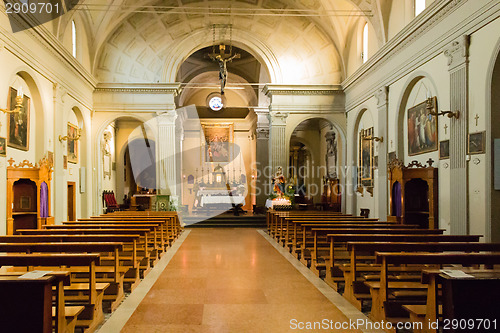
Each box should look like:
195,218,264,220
393,182,402,217
40,182,49,218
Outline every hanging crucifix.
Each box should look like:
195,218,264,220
209,45,240,95
208,25,240,95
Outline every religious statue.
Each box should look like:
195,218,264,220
208,44,240,95
272,167,286,197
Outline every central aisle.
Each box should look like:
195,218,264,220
120,228,364,332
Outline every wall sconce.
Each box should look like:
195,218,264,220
0,87,23,114
426,96,460,119
362,133,384,143
59,127,82,142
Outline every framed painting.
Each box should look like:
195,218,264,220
202,123,234,163
359,127,374,187
7,87,30,151
67,123,78,163
407,97,438,156
439,140,450,159
0,137,6,157
63,155,68,170
468,131,485,155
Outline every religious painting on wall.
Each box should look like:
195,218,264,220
202,123,234,163
0,137,6,157
7,87,30,151
439,140,450,159
67,123,79,164
359,127,374,187
468,131,485,155
407,97,438,156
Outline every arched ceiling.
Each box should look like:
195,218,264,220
61,0,389,84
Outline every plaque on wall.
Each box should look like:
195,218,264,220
468,131,485,155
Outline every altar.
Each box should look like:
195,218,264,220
200,195,245,207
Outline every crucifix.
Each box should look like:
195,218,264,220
444,124,448,135
475,114,479,126
208,44,240,95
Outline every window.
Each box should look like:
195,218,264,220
362,23,368,63
415,0,426,16
71,20,77,58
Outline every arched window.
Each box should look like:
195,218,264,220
362,23,368,63
415,0,426,16
71,20,77,58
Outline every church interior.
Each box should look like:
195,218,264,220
0,0,499,332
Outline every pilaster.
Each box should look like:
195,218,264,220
375,86,389,219
255,108,270,206
268,111,289,176
444,35,469,234
157,110,178,197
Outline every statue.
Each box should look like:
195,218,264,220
272,167,286,197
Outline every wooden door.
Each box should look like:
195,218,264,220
67,182,76,221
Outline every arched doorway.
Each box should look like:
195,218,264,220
490,46,500,242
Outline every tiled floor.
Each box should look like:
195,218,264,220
119,228,366,332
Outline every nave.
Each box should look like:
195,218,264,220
103,228,367,333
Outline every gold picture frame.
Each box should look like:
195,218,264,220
67,123,79,164
359,127,374,187
7,87,30,151
201,123,234,163
407,97,438,156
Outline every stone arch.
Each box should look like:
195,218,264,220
487,37,500,242
162,28,281,84
93,113,153,215
7,69,46,161
395,71,440,159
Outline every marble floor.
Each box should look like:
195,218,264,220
109,228,376,333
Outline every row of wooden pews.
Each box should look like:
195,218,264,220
267,210,500,332
0,211,182,333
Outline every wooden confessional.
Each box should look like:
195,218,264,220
6,157,54,234
388,158,438,229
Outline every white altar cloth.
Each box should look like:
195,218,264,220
200,195,245,207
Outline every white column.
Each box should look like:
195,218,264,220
255,109,270,207
53,83,67,220
444,35,470,235
157,110,178,198
269,111,289,174
375,86,389,219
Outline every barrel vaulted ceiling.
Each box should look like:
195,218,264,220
56,0,393,84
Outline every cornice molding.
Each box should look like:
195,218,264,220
95,83,181,95
270,104,345,113
444,35,470,70
263,84,342,96
343,0,499,112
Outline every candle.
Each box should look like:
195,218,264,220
17,86,23,98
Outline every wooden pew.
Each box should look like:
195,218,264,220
0,242,126,312
80,217,178,245
373,252,500,323
0,253,104,333
344,242,500,311
287,222,418,257
46,223,165,255
322,234,482,291
268,211,351,236
0,235,142,292
0,271,78,333
16,229,155,274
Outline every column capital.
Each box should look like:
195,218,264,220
53,83,67,105
156,110,178,125
375,86,389,107
444,35,470,71
256,127,269,139
268,111,289,126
